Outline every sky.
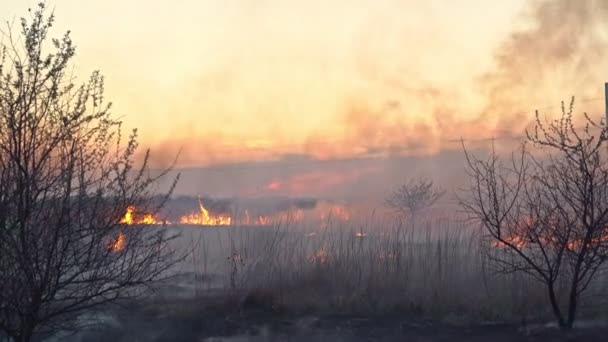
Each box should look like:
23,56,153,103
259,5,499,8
1,0,607,198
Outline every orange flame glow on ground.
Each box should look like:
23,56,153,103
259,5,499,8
179,199,232,226
119,206,164,225
567,233,608,251
119,206,135,225
119,200,355,227
241,209,304,225
492,235,527,249
319,204,351,222
492,231,608,251
109,232,126,252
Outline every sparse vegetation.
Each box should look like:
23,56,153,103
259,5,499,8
1,2,607,341
461,99,608,329
0,4,179,341
385,177,445,224
175,216,599,323
58,214,608,340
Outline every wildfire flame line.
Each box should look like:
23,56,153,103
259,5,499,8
118,201,353,227
492,233,608,250
119,206,166,225
179,198,232,226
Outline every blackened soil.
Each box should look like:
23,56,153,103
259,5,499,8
69,308,607,342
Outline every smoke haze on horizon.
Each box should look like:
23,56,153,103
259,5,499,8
1,0,607,199
151,0,608,168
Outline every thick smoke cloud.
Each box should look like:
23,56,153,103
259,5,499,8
149,0,608,202
479,0,608,134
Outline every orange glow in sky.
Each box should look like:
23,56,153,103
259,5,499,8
1,0,606,167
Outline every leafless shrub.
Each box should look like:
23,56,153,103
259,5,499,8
0,4,180,340
385,177,445,223
460,98,608,329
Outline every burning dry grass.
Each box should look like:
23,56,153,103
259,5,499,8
179,198,232,226
116,199,350,228
109,232,127,252
161,215,608,324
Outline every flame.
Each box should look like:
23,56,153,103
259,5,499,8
240,208,304,226
256,215,271,225
179,198,232,226
567,232,608,251
492,235,527,249
244,209,250,224
272,209,304,223
242,209,270,225
319,203,351,222
140,213,157,225
490,215,608,250
119,206,163,225
239,202,355,227
120,206,135,225
109,232,126,252
492,231,608,251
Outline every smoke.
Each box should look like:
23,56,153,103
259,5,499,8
144,0,608,201
236,197,318,215
316,0,608,163
479,0,608,133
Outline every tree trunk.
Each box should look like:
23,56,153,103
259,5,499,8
566,252,585,330
566,282,579,329
547,282,566,328
17,329,33,342
17,318,36,342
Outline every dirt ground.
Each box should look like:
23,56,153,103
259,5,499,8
50,275,608,342
65,309,607,342
42,268,607,342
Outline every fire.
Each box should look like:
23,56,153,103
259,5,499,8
490,215,608,250
319,203,351,222
271,209,304,223
109,232,126,252
179,198,232,226
241,209,304,226
242,209,271,225
491,231,608,251
256,215,271,225
567,232,608,250
120,206,135,225
119,206,163,225
492,235,527,249
141,213,158,225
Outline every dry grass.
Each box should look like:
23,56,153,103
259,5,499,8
168,213,607,324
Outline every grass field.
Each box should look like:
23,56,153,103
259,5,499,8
53,213,608,341
157,214,607,324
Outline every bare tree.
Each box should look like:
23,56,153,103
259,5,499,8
460,98,608,329
0,4,180,341
385,177,445,223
